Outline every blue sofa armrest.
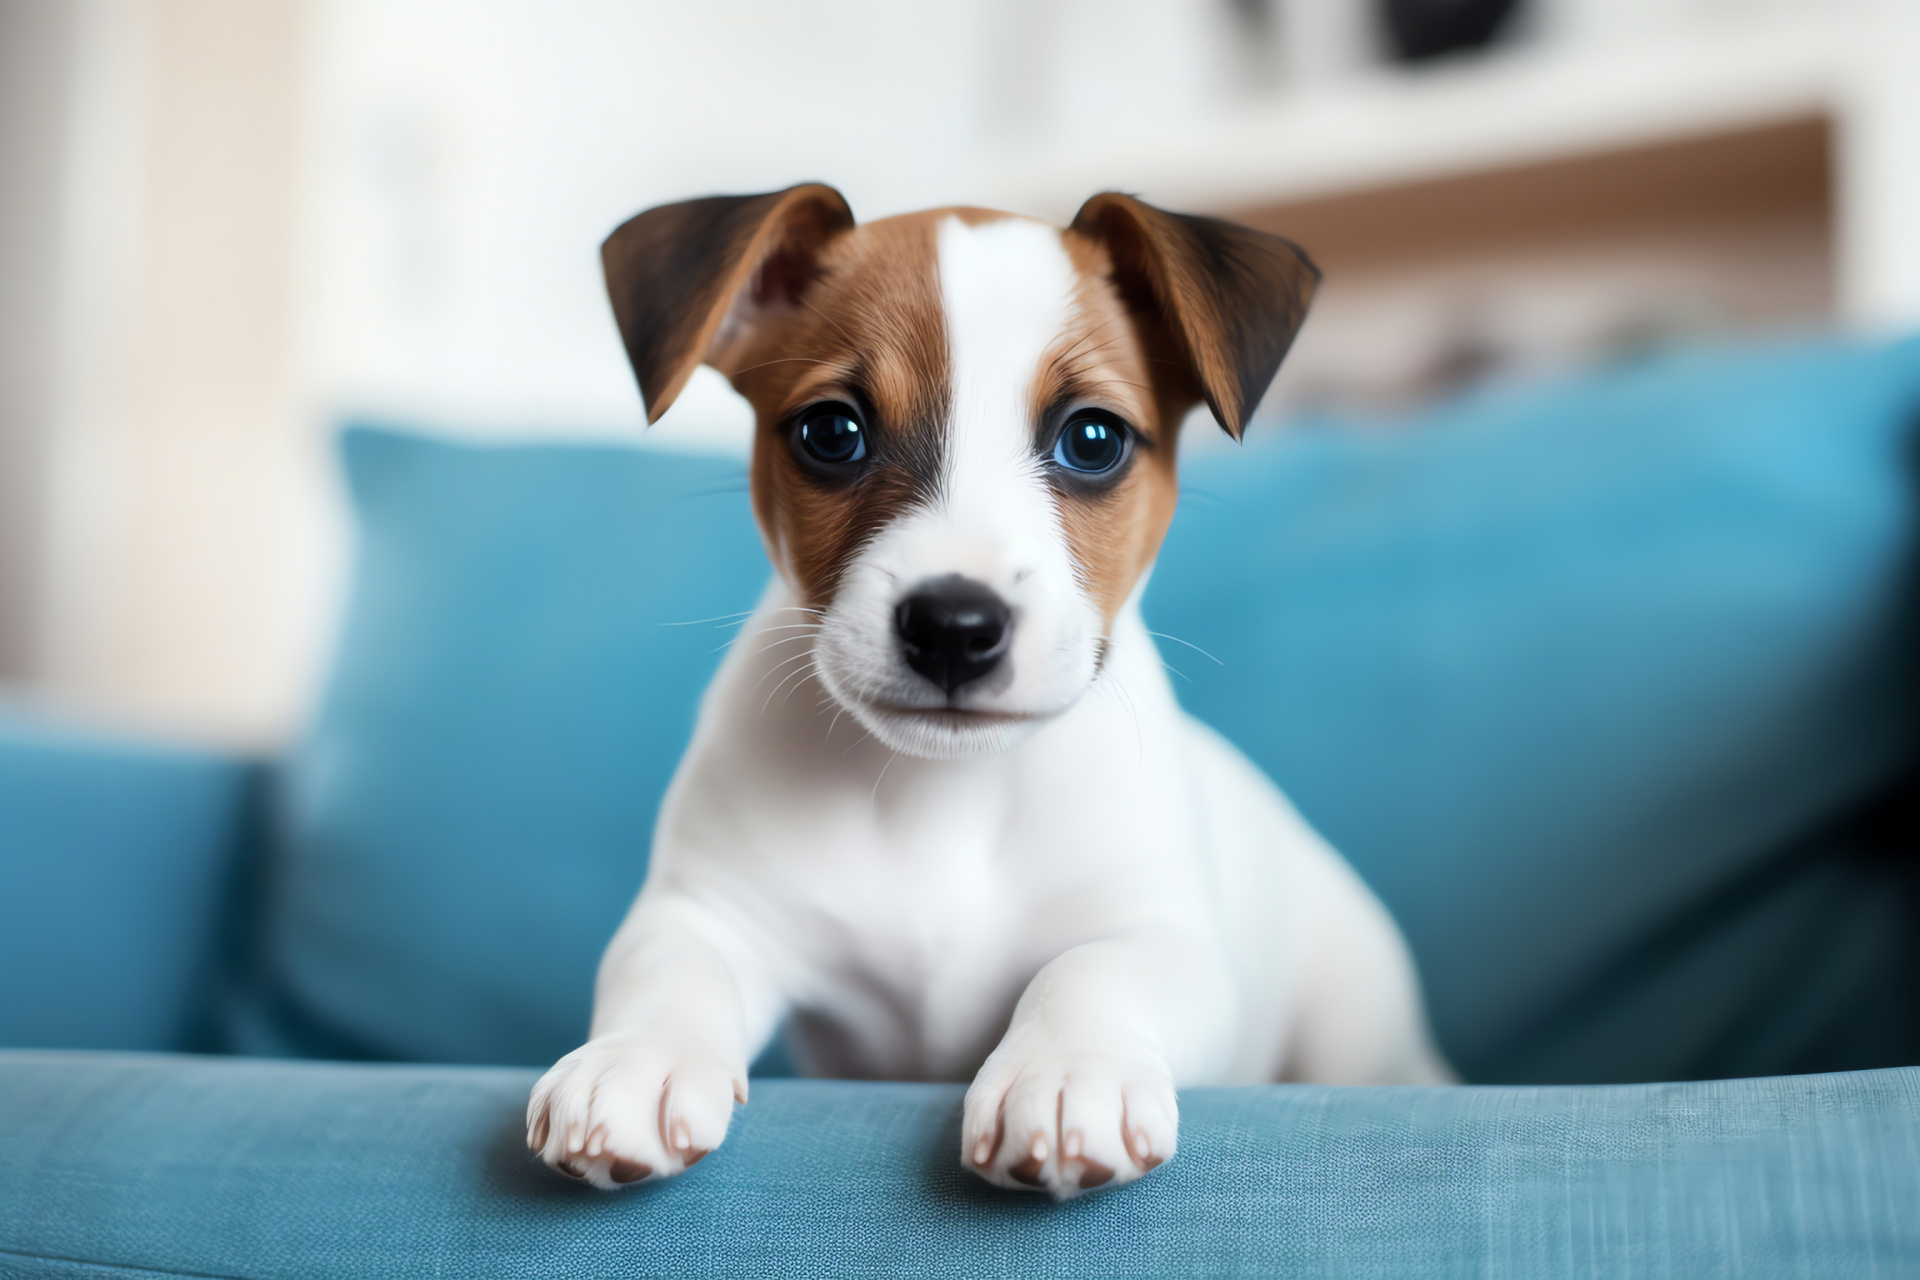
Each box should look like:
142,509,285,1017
0,720,264,1051
0,1052,1912,1278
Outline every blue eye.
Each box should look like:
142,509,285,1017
796,405,866,465
1053,414,1128,474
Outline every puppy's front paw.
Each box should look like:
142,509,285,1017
961,1035,1177,1200
527,1033,745,1190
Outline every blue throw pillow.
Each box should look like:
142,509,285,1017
1152,336,1920,1082
252,335,1920,1081
239,432,769,1065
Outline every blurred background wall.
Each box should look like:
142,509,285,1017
1,0,1917,744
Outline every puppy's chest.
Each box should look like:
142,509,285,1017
771,784,1093,1078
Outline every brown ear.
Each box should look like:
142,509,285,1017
1069,192,1319,440
602,183,855,423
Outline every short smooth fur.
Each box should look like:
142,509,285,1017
529,184,1451,1199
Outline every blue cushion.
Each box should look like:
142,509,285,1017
0,723,257,1050
1,1051,1914,1277
241,432,770,1065
1151,336,1920,1083
257,336,1920,1080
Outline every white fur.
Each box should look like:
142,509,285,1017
529,218,1450,1198
818,218,1097,758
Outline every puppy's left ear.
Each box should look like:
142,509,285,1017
1070,192,1319,440
602,183,855,423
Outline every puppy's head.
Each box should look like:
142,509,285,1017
604,185,1316,758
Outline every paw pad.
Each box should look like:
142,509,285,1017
609,1158,652,1184
1076,1158,1114,1189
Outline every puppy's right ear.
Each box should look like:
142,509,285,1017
602,183,854,423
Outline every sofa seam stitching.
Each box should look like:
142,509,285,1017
0,1244,247,1280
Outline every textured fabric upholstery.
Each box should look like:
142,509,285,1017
2,1051,1915,1278
4,336,1920,1276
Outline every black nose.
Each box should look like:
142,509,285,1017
895,575,1012,695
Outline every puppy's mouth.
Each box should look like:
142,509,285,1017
869,703,1038,727
832,693,1054,760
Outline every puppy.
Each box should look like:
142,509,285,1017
528,184,1452,1199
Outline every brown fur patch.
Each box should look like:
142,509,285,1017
601,187,1316,624
1069,193,1319,439
722,212,953,609
603,185,855,422
1036,232,1192,627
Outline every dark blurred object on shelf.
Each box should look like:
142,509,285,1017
1380,0,1522,62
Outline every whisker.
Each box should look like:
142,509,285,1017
722,625,824,656
1057,336,1129,371
1148,631,1225,666
869,752,896,805
797,295,861,346
1102,672,1145,765
747,633,821,657
729,354,858,378
1048,319,1125,370
748,649,817,699
717,628,819,655
1043,329,1130,385
763,659,820,716
659,610,757,628
781,664,823,710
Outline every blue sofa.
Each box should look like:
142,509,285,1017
4,336,1920,1276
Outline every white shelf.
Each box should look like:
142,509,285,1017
984,12,1852,220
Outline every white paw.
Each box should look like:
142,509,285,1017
961,1033,1178,1199
526,1032,746,1190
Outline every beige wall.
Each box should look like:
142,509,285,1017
105,0,317,739
0,1,80,682
18,0,330,745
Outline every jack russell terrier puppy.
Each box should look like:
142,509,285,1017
528,184,1452,1199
